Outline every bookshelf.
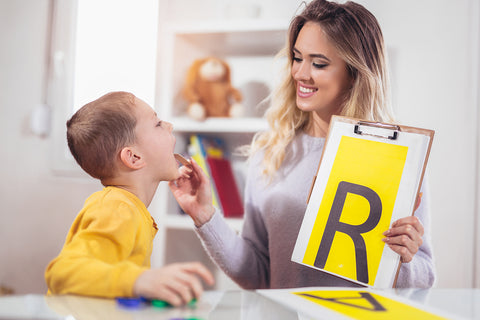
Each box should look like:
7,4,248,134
152,18,289,289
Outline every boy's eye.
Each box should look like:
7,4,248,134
156,121,162,127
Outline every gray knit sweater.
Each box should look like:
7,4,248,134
196,132,435,289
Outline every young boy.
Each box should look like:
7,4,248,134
45,91,214,306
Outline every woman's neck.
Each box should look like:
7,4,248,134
305,112,333,137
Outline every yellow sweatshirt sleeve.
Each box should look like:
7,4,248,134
45,194,154,298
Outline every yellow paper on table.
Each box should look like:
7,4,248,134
257,287,451,320
295,289,447,320
291,116,434,288
258,288,454,320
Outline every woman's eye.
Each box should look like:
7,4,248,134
313,62,327,69
293,56,302,63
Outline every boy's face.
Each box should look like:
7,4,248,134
133,98,179,181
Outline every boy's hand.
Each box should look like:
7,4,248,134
169,159,215,227
133,262,215,307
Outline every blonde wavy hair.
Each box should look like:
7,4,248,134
248,0,395,179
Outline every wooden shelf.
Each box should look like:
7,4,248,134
167,20,288,57
155,12,287,283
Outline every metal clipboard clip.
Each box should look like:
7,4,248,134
354,121,400,140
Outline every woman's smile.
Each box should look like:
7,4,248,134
297,83,318,98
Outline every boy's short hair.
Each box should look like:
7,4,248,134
66,91,137,180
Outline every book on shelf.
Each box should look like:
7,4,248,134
188,135,220,209
206,156,244,218
188,134,244,218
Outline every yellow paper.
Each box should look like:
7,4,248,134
302,136,408,285
294,290,447,320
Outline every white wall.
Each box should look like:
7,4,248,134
0,0,100,294
0,0,478,293
361,0,479,287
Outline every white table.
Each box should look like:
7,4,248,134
0,289,478,319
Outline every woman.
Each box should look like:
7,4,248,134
170,0,435,289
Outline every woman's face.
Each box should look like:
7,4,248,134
291,21,352,116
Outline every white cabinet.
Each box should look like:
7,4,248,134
152,19,288,289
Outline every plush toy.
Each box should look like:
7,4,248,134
182,57,244,120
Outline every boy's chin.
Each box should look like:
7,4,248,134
155,170,179,182
163,173,179,182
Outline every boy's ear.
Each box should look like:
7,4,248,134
119,147,145,170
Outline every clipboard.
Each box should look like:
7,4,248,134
291,115,434,288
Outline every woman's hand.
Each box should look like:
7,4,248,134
169,159,215,227
382,193,424,263
383,216,424,263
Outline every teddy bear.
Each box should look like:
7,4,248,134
182,57,244,121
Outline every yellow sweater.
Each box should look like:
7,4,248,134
45,186,157,298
